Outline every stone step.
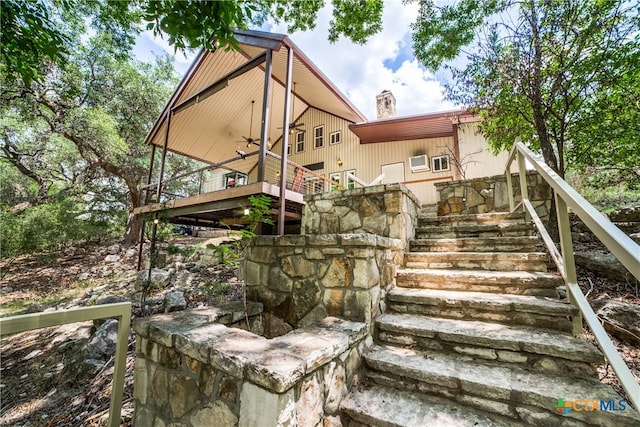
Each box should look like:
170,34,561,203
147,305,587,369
340,383,516,427
418,211,526,227
396,268,562,297
404,251,549,272
419,203,438,218
415,222,533,239
410,236,540,253
387,288,575,332
364,345,640,427
375,313,602,378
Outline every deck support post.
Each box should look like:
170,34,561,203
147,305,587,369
137,145,157,270
258,49,273,183
278,47,294,235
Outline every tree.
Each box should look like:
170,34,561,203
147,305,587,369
415,0,639,185
1,0,384,84
1,34,180,246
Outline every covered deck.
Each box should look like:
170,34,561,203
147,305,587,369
134,29,366,234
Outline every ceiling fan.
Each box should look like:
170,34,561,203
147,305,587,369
237,100,257,147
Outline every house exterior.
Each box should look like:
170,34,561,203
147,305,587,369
135,29,509,234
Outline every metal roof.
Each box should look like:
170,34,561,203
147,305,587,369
145,29,366,174
349,109,477,144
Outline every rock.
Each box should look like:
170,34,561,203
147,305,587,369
263,313,293,338
163,290,186,313
591,299,640,345
104,254,120,263
609,206,640,223
574,251,638,284
78,272,91,281
107,243,121,255
86,319,119,360
93,296,128,328
26,304,45,313
135,269,170,291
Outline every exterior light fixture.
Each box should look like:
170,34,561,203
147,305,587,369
337,158,343,167
153,219,159,224
243,208,251,216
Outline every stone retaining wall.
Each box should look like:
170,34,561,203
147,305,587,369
302,183,420,244
243,234,404,330
133,307,368,427
435,171,552,219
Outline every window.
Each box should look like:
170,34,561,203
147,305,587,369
296,131,305,152
345,169,357,189
314,126,324,149
329,172,342,190
287,144,291,156
432,155,450,172
330,131,341,145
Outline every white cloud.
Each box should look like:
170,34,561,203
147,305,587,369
266,0,456,119
134,0,458,118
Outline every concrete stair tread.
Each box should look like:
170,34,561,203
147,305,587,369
418,211,526,225
404,251,549,272
365,345,640,426
397,268,561,284
388,288,576,317
416,222,532,234
410,236,541,253
340,383,516,427
376,313,602,363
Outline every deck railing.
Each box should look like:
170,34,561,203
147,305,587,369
138,150,337,208
265,151,337,195
0,302,132,427
505,139,640,410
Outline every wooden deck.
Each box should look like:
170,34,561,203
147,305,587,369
133,182,305,228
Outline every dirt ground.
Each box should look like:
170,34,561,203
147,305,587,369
0,240,639,426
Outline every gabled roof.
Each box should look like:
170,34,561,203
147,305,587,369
349,109,477,144
145,29,366,173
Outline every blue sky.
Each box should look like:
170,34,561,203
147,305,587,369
133,1,457,120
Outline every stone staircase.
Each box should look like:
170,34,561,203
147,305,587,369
341,211,640,426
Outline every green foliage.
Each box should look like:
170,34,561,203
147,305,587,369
442,0,639,182
328,0,384,44
1,1,388,85
207,194,275,267
411,0,507,71
201,281,236,304
1,194,121,257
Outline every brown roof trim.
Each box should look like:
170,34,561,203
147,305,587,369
349,108,476,144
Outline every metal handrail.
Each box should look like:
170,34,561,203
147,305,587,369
0,302,132,427
505,139,640,411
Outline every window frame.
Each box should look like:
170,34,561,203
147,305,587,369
345,169,357,190
431,155,450,172
329,130,342,145
329,172,342,191
295,131,305,153
313,125,324,149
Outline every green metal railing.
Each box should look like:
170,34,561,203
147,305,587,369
505,139,640,410
0,302,132,427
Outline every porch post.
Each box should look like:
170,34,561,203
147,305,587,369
278,47,294,235
137,145,157,270
258,49,273,182
156,110,172,201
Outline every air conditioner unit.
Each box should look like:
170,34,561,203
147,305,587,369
409,154,429,172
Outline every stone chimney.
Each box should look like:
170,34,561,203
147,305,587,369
376,90,396,119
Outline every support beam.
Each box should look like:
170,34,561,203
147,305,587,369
257,49,273,183
278,47,294,235
171,52,267,114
